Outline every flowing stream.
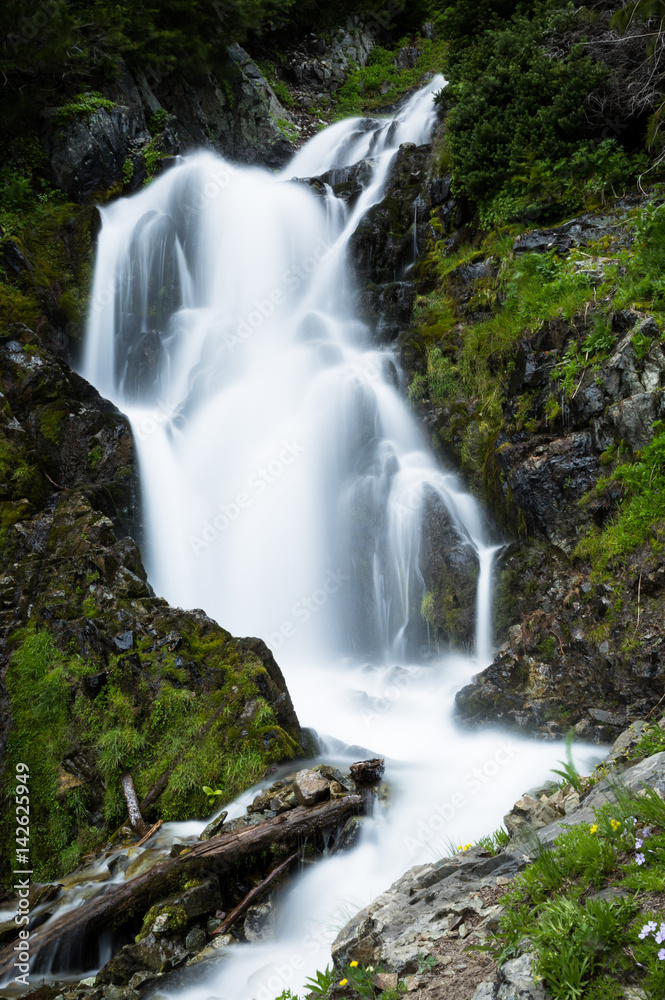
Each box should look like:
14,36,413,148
73,78,599,998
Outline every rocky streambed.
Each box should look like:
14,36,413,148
10,722,665,1000
0,759,382,996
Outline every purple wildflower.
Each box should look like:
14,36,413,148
640,921,657,939
660,949,665,961
635,838,643,849
636,853,646,866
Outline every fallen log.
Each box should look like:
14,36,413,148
211,849,301,937
0,794,364,978
121,773,148,836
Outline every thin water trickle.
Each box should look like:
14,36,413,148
68,78,603,997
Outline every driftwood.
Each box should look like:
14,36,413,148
132,819,163,848
211,849,301,937
0,794,364,978
121,773,148,836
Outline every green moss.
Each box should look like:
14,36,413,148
40,402,67,445
122,157,134,187
3,628,90,881
55,92,116,124
136,902,188,942
148,109,174,135
87,444,103,470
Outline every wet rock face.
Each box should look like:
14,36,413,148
44,104,150,203
348,139,451,341
420,487,480,648
349,142,435,285
496,318,665,551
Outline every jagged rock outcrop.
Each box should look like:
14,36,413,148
282,17,375,104
40,45,296,203
331,847,525,973
349,139,450,340
403,203,665,739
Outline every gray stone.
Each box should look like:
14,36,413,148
244,900,275,942
504,794,560,839
331,848,526,974
588,708,624,726
529,751,665,849
178,878,221,918
608,720,649,761
113,630,134,651
472,953,546,999
185,927,206,952
200,811,228,841
293,769,330,806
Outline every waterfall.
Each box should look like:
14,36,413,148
75,79,591,998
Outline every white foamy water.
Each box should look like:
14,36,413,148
72,77,600,998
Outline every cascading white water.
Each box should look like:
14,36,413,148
79,78,599,999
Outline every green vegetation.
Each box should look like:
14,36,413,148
295,960,407,999
333,36,447,120
576,426,665,573
477,826,511,855
632,723,665,759
148,108,175,135
435,1,649,225
55,91,116,123
551,731,584,793
2,623,300,882
489,788,665,998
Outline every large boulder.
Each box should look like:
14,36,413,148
331,848,526,973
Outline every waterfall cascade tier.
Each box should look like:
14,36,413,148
83,75,488,664
72,79,595,999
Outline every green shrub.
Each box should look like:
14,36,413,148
55,91,116,123
439,2,647,223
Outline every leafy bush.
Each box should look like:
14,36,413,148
55,91,115,123
438,1,648,223
0,165,33,210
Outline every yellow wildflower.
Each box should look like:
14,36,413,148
340,980,348,986
350,962,358,968
464,843,473,850
610,819,621,831
590,824,598,834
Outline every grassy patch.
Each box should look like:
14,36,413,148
576,430,665,573
2,623,300,882
332,36,447,120
491,788,665,998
